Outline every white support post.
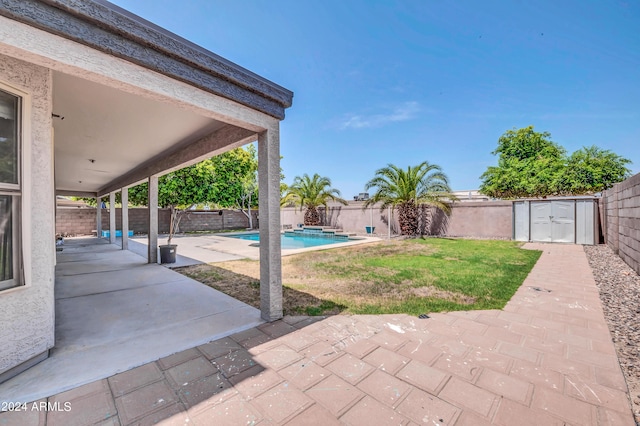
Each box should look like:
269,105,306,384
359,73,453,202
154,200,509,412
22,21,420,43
148,176,158,263
109,192,116,244
96,196,102,238
121,187,129,250
258,125,283,321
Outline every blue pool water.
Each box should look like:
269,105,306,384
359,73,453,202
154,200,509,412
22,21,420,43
224,232,351,249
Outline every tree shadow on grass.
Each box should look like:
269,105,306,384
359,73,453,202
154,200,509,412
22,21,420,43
174,263,346,316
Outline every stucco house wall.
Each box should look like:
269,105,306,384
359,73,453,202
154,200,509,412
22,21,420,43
0,53,55,379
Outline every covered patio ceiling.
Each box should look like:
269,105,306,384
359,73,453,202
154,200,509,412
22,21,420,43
53,71,228,196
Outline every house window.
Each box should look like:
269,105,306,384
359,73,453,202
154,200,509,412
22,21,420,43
0,87,21,291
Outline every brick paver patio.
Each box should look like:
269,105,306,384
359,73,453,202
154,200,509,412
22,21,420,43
0,243,635,425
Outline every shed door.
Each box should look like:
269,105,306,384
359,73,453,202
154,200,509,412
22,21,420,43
531,203,552,242
530,201,575,243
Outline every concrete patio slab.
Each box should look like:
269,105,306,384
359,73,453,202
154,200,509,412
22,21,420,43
55,249,148,276
54,263,181,299
54,277,248,350
0,237,262,405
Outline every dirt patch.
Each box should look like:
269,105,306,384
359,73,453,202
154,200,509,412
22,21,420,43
176,262,345,316
176,263,260,307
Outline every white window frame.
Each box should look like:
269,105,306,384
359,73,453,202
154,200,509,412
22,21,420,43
0,193,20,290
0,81,28,292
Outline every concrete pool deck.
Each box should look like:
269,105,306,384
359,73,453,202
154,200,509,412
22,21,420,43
129,232,382,266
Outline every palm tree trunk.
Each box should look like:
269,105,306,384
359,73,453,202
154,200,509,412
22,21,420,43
304,206,321,226
398,201,418,235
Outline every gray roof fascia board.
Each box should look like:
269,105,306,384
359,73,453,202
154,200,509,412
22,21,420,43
0,0,293,119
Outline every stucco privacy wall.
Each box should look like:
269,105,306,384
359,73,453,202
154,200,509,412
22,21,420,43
443,201,512,238
56,208,258,236
281,201,513,239
602,172,640,275
59,202,513,239
0,54,55,376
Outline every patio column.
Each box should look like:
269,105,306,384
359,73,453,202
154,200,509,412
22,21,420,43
109,192,116,244
258,124,282,321
121,187,129,250
96,196,102,237
148,175,158,263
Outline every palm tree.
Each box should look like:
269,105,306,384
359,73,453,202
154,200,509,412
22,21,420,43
282,173,347,225
364,162,456,236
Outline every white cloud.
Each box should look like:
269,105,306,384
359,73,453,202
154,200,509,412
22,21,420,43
340,101,420,130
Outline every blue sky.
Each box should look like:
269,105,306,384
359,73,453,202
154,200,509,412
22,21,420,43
110,0,639,197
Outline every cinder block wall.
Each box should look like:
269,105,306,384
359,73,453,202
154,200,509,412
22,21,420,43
56,208,257,235
56,209,98,235
602,172,640,274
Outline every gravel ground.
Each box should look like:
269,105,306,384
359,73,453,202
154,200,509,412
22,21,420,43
584,244,640,425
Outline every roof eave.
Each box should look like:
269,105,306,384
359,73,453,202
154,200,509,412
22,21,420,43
0,0,293,119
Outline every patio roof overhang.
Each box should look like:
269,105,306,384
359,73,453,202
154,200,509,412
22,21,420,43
0,0,290,322
0,0,294,197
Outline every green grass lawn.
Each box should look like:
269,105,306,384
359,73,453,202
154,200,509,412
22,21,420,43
178,238,541,316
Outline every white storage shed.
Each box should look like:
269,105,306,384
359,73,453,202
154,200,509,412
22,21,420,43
513,197,599,245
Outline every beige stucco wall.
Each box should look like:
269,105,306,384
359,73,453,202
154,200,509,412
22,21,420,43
281,200,513,239
281,202,396,235
0,54,55,376
445,201,513,239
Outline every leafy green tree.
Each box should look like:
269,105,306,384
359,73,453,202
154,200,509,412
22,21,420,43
128,147,256,243
238,171,258,228
208,147,256,207
235,145,289,229
282,173,347,225
364,162,455,236
559,146,631,194
128,161,218,244
480,126,632,198
236,145,258,229
479,126,565,198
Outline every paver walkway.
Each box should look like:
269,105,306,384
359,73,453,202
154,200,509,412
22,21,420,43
0,243,635,425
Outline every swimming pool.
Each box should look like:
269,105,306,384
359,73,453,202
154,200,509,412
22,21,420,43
224,232,353,249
